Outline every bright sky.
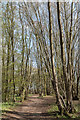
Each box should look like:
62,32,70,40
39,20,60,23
1,0,80,2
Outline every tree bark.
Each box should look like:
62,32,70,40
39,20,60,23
57,2,75,113
48,1,65,114
11,2,15,102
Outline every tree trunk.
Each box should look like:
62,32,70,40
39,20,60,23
48,1,65,114
57,2,75,113
77,62,79,99
44,69,47,96
11,2,15,102
2,34,6,102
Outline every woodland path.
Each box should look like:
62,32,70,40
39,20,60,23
2,95,56,120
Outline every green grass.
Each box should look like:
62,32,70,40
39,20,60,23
48,104,58,112
47,104,67,118
15,96,22,101
2,102,21,111
48,103,80,118
75,103,80,112
0,103,2,109
1,94,33,111
0,103,2,118
1,95,22,111
28,94,33,97
1,94,34,111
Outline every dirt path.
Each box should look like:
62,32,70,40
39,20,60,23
2,95,56,120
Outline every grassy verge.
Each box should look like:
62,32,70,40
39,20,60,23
75,103,80,112
28,94,33,97
2,102,21,111
1,96,22,111
1,94,33,111
1,94,34,111
48,102,80,118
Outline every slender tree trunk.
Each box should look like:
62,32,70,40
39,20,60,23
23,38,31,101
48,1,65,114
57,2,75,113
77,62,79,99
44,68,47,96
19,5,25,100
2,34,6,102
40,54,43,96
11,3,15,102
36,38,42,96
11,36,15,102
21,25,25,100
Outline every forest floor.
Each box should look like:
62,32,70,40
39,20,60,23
1,94,80,120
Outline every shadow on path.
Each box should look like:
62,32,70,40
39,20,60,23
2,110,80,120
2,95,80,120
2,110,60,120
